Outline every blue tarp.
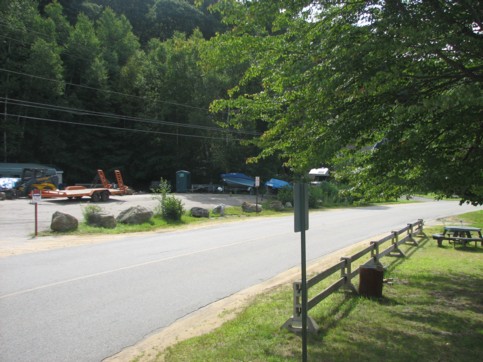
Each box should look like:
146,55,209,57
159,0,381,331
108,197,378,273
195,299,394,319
265,178,290,190
220,173,255,188
0,178,20,190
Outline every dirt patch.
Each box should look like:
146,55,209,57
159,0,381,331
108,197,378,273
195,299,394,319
0,234,128,258
433,215,468,225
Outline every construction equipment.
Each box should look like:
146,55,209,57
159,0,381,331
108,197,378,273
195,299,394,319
0,165,59,198
38,170,128,202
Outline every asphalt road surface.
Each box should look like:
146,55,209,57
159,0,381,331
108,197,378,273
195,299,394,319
0,199,480,361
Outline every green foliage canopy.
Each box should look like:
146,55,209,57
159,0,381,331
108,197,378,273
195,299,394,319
209,0,483,205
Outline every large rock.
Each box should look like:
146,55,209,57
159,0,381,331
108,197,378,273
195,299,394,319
0,192,5,201
242,202,262,213
190,207,209,218
212,204,225,216
87,212,116,229
269,200,284,211
116,206,153,224
51,211,78,232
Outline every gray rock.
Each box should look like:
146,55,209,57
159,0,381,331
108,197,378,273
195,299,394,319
87,212,116,229
51,211,78,232
269,200,284,211
190,207,210,218
242,202,262,213
285,202,293,208
212,204,225,216
0,192,5,201
116,206,153,224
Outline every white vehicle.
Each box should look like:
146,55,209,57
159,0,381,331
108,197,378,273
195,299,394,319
308,167,330,185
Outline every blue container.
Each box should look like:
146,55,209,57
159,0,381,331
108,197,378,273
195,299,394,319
176,170,191,193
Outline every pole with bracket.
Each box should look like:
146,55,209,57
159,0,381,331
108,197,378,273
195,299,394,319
294,182,309,362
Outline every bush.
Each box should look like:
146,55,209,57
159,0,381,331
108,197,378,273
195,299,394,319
276,187,293,205
276,181,353,208
152,178,172,216
162,195,184,221
81,204,102,222
309,181,348,207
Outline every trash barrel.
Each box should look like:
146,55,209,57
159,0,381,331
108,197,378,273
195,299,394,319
176,170,191,193
358,259,384,298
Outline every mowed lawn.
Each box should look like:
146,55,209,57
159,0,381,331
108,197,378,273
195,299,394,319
152,210,483,362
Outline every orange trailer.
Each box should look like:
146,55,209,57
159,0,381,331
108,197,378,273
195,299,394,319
37,170,128,202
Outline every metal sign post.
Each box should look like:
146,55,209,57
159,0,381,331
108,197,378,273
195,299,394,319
294,182,309,362
31,189,41,237
255,176,260,214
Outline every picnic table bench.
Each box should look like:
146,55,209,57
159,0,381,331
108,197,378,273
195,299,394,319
432,226,483,247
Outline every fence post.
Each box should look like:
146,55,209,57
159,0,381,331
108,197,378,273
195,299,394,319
406,223,419,246
370,241,379,260
281,282,302,332
390,231,406,257
417,219,426,236
340,257,357,293
282,281,319,333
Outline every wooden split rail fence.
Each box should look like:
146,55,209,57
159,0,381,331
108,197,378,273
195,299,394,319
282,219,426,333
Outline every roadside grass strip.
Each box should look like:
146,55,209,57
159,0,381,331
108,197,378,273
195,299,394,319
159,210,483,362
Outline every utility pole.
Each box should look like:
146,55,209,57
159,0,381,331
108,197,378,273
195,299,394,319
3,95,7,162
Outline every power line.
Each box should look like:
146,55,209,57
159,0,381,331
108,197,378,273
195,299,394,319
3,112,245,141
0,97,259,136
0,67,213,112
0,19,245,135
0,21,217,115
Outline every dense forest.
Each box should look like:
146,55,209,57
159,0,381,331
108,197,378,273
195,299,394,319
0,0,273,188
1,1,481,204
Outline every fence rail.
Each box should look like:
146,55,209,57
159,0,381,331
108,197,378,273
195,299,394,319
282,219,425,333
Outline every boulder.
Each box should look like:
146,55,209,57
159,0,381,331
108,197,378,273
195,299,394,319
190,207,210,218
0,192,5,201
116,206,153,224
242,202,262,213
285,202,293,208
87,212,116,229
269,200,284,211
51,211,78,232
212,204,225,216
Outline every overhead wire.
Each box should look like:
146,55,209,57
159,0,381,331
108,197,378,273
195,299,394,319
2,112,243,141
0,67,213,113
0,19,237,122
1,97,258,135
0,12,256,142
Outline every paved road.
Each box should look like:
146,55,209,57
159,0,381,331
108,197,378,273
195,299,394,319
0,201,479,361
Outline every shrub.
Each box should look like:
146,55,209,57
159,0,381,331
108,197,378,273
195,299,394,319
81,204,102,222
276,187,293,205
162,195,184,221
276,181,353,208
152,178,172,216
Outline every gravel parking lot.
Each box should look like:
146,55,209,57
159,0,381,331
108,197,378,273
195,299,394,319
0,192,259,242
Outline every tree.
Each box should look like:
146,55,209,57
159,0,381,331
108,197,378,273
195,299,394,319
208,0,483,205
0,0,68,164
146,0,207,41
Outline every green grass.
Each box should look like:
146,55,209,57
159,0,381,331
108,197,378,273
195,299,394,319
157,210,483,362
39,196,435,237
38,204,293,237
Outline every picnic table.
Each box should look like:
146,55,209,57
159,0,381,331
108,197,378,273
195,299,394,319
432,225,483,247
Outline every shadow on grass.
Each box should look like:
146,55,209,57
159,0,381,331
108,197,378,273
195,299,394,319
451,245,483,253
305,278,482,362
380,236,429,271
304,249,483,362
312,293,360,339
294,234,482,361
